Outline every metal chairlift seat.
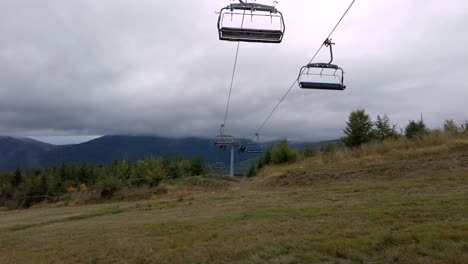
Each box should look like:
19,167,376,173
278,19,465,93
299,63,346,91
213,162,226,169
219,27,284,43
214,134,235,147
241,133,264,154
246,142,264,154
217,2,285,43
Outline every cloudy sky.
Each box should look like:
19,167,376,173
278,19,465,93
1,0,467,143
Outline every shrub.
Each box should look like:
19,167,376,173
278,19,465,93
79,183,88,192
190,156,207,176
375,114,399,141
96,176,123,198
246,163,257,178
462,120,468,134
134,158,167,186
405,119,427,139
258,148,272,170
324,143,338,153
443,120,460,136
0,173,14,206
271,139,298,164
67,186,78,193
303,146,316,158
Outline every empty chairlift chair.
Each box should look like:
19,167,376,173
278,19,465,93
299,63,346,90
217,1,285,43
298,39,346,91
213,162,226,170
214,134,235,148
245,133,264,154
246,142,264,154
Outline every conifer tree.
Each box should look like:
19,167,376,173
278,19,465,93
375,114,398,141
405,119,427,139
342,109,375,147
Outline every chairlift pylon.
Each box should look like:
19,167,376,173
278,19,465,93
217,0,286,43
298,39,346,90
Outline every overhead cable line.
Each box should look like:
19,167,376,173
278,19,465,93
221,42,241,135
220,10,247,135
254,0,357,135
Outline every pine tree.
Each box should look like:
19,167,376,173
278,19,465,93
342,109,375,147
375,114,398,141
303,146,316,157
190,156,205,176
271,139,297,164
246,163,257,178
13,167,22,187
405,119,427,139
443,119,460,135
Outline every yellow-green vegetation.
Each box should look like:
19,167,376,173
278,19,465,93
0,135,467,263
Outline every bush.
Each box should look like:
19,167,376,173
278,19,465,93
323,143,338,153
443,120,460,136
0,173,14,206
134,158,167,187
96,176,123,198
246,163,257,178
258,148,272,170
463,120,468,134
271,139,298,164
303,146,316,158
191,156,208,176
405,119,427,139
375,114,399,141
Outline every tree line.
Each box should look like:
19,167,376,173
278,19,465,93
0,156,209,208
341,110,467,147
1,110,466,208
246,110,468,177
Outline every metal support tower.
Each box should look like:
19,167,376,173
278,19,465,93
230,146,234,177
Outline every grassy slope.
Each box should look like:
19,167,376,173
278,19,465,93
0,137,467,264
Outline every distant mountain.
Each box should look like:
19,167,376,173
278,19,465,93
0,135,340,172
40,135,237,166
0,136,54,171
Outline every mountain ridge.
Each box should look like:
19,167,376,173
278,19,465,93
0,135,339,172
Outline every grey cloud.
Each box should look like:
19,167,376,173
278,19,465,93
0,0,467,141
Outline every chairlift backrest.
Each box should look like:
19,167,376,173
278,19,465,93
245,133,264,154
214,134,235,147
217,2,285,43
245,141,263,153
214,162,226,169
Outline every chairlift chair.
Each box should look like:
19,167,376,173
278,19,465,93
213,162,226,169
246,133,264,154
217,1,285,43
298,39,346,90
246,142,264,153
214,134,235,148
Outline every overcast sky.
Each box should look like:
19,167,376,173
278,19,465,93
1,0,467,143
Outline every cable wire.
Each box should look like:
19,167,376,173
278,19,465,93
221,42,241,134
220,7,247,135
255,0,357,135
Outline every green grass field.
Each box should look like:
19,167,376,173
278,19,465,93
0,138,467,263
